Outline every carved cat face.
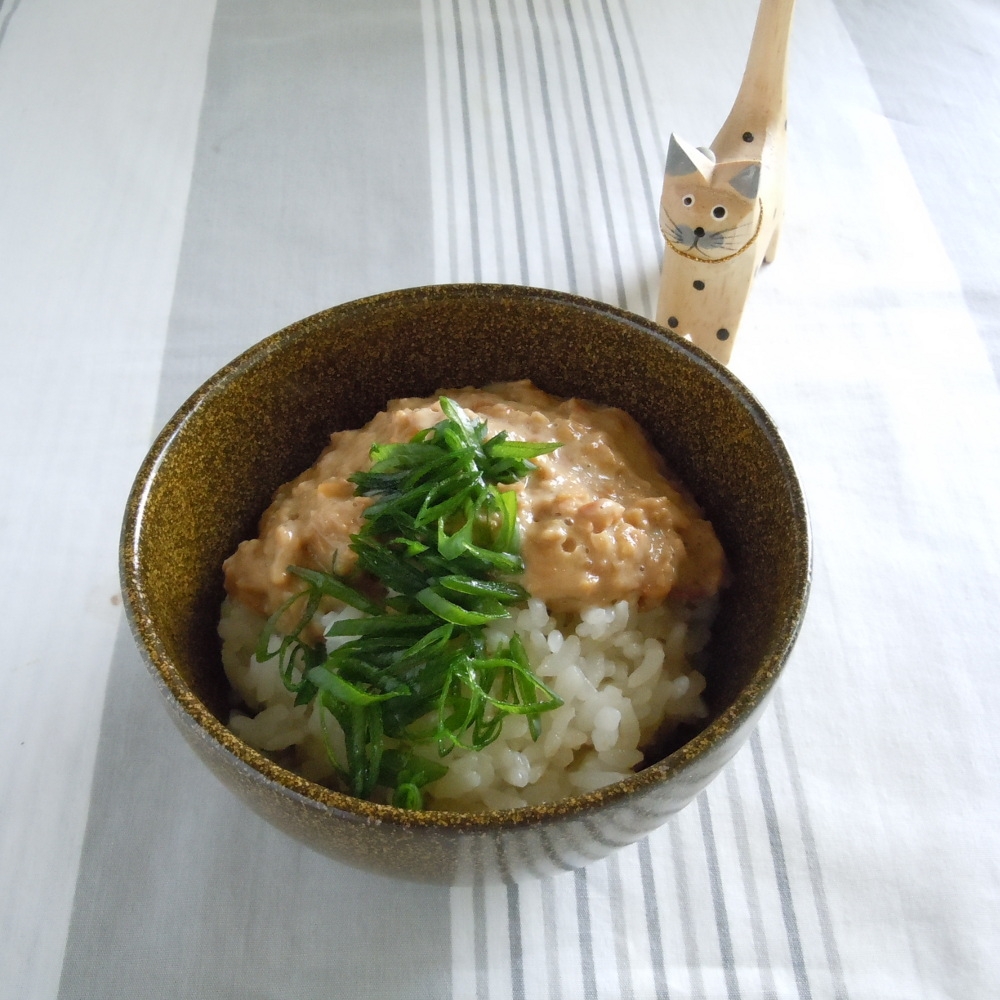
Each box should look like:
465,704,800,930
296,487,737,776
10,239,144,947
659,134,761,260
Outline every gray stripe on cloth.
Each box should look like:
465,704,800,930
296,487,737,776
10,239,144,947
697,792,741,1000
450,0,482,281
638,836,670,1000
431,0,460,283
751,730,813,1000
502,0,554,287
606,852,636,1000
613,0,666,273
574,868,600,1000
151,0,438,428
474,880,491,1000
506,884,526,1000
468,0,506,281
542,0,602,297
596,0,662,313
463,0,655,312
523,0,576,290
574,0,645,313
540,877,564,1000
562,0,627,307
669,819,707,1000
724,766,779,1000
494,839,526,1000
774,692,850,999
617,0,663,160
487,0,530,284
597,0,660,246
57,2,445,998
0,0,24,53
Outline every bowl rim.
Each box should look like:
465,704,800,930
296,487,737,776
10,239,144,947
121,282,811,831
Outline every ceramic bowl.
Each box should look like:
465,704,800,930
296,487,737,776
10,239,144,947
121,283,809,884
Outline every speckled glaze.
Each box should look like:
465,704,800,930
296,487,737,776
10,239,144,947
120,284,810,884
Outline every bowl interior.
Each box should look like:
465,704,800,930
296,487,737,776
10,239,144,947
123,284,808,813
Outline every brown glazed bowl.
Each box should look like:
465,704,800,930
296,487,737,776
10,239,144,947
121,283,809,884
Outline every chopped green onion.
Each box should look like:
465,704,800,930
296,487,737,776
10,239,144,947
255,397,562,808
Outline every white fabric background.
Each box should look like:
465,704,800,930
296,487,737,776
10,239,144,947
1,0,998,997
0,0,216,994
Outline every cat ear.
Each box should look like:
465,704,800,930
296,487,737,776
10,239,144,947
665,134,714,180
725,161,761,200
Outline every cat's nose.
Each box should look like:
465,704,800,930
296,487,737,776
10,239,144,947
694,227,705,238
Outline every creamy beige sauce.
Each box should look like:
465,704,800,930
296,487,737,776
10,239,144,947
223,381,726,618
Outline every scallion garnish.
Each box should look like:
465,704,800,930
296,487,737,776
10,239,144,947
254,397,563,809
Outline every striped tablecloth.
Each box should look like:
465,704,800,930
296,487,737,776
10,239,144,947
3,1,999,997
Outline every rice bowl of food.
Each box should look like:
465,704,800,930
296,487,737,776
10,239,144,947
121,283,810,883
219,380,727,812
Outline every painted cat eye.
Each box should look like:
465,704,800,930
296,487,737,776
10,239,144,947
712,205,727,219
682,195,695,207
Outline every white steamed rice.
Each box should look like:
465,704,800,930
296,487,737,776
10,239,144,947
219,594,712,811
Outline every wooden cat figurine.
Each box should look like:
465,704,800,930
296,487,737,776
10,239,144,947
655,0,796,364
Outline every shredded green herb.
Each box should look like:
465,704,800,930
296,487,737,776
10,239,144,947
253,397,563,809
